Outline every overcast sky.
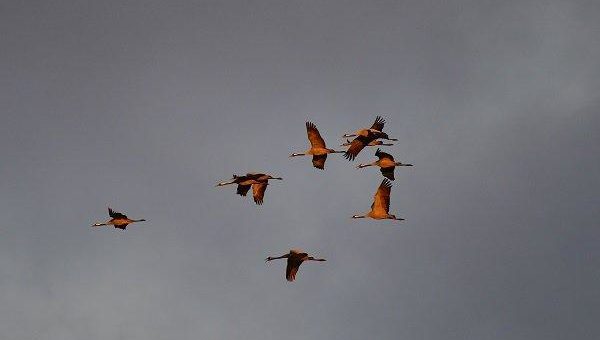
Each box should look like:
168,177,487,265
1,1,599,339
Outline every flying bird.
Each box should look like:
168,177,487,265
92,207,146,230
217,173,262,197
265,249,326,282
357,148,413,180
343,116,397,161
352,179,404,221
216,173,282,205
290,122,344,169
340,139,394,147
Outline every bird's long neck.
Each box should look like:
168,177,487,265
352,214,366,219
290,152,305,157
268,254,290,261
357,161,376,168
342,133,357,138
328,149,344,154
92,222,107,227
216,180,236,186
132,219,146,223
395,162,413,167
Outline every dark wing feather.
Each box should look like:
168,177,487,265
312,154,327,169
245,173,265,180
306,122,326,148
237,184,252,196
380,167,395,180
252,182,268,205
108,207,127,219
375,148,394,161
114,224,128,230
286,256,305,282
370,116,386,131
344,135,370,161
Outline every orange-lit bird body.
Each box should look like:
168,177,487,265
343,116,397,161
217,172,282,205
92,207,146,230
352,179,404,221
290,122,343,169
357,149,413,180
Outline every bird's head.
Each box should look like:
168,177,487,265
267,175,283,180
351,214,365,219
265,257,273,262
289,153,301,157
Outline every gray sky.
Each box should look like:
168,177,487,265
1,0,599,339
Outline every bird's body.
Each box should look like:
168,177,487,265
217,172,282,205
265,248,326,282
357,149,413,180
343,116,397,161
92,207,146,230
352,179,404,221
290,122,343,169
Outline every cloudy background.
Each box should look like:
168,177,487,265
1,0,599,339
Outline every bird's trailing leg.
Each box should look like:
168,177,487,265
307,257,326,262
390,215,405,221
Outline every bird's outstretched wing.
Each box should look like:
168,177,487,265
370,116,386,131
312,154,327,169
375,148,394,161
306,122,326,148
108,207,127,219
372,179,392,214
380,167,395,180
286,255,306,282
114,224,128,230
237,184,252,196
344,135,370,161
252,182,268,205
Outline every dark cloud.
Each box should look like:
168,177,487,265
1,1,599,339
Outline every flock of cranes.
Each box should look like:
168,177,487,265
92,116,412,282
